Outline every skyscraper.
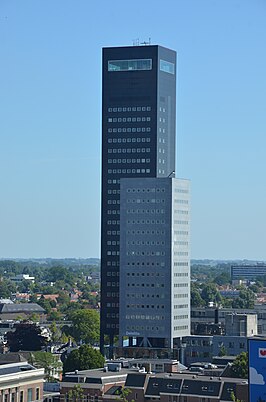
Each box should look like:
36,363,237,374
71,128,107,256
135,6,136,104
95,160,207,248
100,45,190,355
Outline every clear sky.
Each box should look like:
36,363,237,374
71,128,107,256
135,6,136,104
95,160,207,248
0,0,265,260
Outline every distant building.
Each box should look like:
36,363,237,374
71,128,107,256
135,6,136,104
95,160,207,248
231,264,266,283
191,306,266,334
225,313,257,337
0,361,44,401
0,303,45,320
10,274,35,283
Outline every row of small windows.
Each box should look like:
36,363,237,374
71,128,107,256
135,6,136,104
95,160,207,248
127,230,165,235
175,210,189,215
174,220,189,225
126,209,165,214
127,188,165,193
174,325,189,331
175,199,189,204
126,262,165,267
108,158,150,164
107,210,119,214
174,262,189,266
108,116,151,123
106,324,119,329
107,148,151,153
174,252,189,256
127,219,166,224
107,261,119,266
108,127,151,133
106,292,119,297
107,241,119,246
174,315,189,320
174,230,189,235
108,169,151,174
127,240,165,246
127,283,165,288
107,200,120,205
107,272,119,276
106,313,119,318
174,304,189,309
107,251,120,256
108,137,151,143
107,282,119,287
108,106,151,112
127,198,165,203
126,251,166,256
125,315,164,321
126,272,163,277
106,302,119,307
107,189,120,194
125,325,164,331
174,293,189,298
174,272,189,277
174,241,189,246
175,188,189,194
107,220,120,225
126,293,165,299
126,305,165,310
174,283,189,287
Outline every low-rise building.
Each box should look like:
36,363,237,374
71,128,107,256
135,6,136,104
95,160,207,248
60,367,248,402
0,361,44,402
0,303,45,321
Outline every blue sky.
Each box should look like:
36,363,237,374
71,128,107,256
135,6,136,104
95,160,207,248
0,0,265,259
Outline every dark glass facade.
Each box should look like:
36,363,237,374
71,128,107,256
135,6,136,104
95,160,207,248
101,45,177,354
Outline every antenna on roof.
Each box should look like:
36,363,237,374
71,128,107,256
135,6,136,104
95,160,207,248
132,38,139,46
140,38,151,46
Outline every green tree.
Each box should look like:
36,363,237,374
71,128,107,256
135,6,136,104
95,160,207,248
67,309,100,345
232,289,255,308
116,386,134,402
63,345,105,373
191,285,204,307
7,322,47,351
201,283,222,306
213,272,231,286
231,352,248,378
37,296,52,314
0,279,16,298
47,310,62,322
218,345,227,356
67,385,84,402
31,351,62,381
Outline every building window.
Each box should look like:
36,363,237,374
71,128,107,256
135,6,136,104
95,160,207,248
108,59,152,72
27,389,33,402
160,59,175,74
36,388,40,401
20,392,24,402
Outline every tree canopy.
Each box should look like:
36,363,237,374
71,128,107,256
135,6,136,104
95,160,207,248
231,352,248,378
7,322,47,352
30,351,62,381
63,345,105,373
67,309,100,345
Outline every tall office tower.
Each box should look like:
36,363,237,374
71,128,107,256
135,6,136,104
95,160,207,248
101,45,189,355
119,177,190,350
